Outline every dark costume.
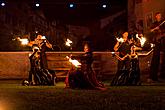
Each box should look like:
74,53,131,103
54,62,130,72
128,54,141,85
65,51,105,89
111,41,131,86
23,44,56,86
111,41,141,86
28,48,40,85
149,19,165,81
40,41,49,69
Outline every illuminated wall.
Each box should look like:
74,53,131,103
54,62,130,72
0,52,153,81
134,0,165,33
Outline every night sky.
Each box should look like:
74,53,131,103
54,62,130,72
2,0,127,51
30,0,127,50
31,0,127,25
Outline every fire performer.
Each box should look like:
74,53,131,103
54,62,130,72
28,34,53,69
127,35,143,85
65,42,106,90
25,35,55,86
148,12,165,82
111,31,132,85
112,30,155,85
28,45,41,85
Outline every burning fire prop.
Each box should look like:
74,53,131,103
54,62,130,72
19,38,29,45
41,36,46,40
150,43,154,48
65,39,72,47
116,37,124,43
66,56,81,67
13,37,29,45
136,34,146,47
116,34,146,47
112,33,153,60
65,39,81,67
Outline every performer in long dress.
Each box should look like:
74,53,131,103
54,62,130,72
28,35,52,69
111,32,132,85
27,35,54,85
65,42,106,90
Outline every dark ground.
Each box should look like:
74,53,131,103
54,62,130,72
0,79,165,110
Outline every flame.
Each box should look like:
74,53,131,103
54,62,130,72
29,53,32,57
14,37,29,45
66,56,81,67
150,43,154,48
65,39,72,47
136,34,146,47
116,37,124,43
19,38,29,45
41,36,46,39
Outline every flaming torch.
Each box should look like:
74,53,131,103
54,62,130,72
19,38,29,45
65,39,81,68
65,38,73,53
136,34,146,47
150,43,154,48
65,38,73,47
66,56,81,68
116,37,124,43
41,36,46,40
13,37,29,45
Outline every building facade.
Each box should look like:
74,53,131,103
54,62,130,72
128,0,165,33
0,1,56,51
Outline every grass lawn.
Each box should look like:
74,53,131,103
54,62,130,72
0,80,165,110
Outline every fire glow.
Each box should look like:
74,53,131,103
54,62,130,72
116,37,124,43
65,39,72,47
41,36,46,40
66,56,81,67
13,37,29,45
19,38,29,45
136,34,146,47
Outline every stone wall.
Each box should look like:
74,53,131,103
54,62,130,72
134,0,165,33
0,52,30,79
0,52,153,80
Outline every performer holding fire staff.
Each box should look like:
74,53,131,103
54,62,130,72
111,32,132,86
65,42,106,90
28,34,53,69
148,12,165,82
111,31,143,86
23,34,55,86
